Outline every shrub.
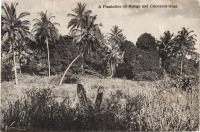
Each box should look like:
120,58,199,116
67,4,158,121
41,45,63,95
166,57,199,79
1,62,14,82
134,71,161,81
84,49,108,76
63,74,79,84
115,63,133,79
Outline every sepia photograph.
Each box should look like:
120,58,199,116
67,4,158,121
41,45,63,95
1,0,200,131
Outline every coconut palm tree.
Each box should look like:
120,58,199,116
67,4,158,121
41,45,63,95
1,3,30,84
68,2,102,67
59,3,101,85
174,27,197,75
109,25,126,45
67,2,86,31
67,2,87,71
32,11,60,77
74,11,100,54
157,31,175,71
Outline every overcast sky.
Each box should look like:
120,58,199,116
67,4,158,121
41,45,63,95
2,0,200,52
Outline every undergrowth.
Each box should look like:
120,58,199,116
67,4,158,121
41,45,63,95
1,86,199,131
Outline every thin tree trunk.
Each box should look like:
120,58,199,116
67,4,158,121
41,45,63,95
80,28,84,74
159,58,162,68
13,49,18,85
59,54,81,85
180,57,183,75
81,52,84,74
17,52,21,74
19,66,21,74
47,39,51,77
163,61,166,75
19,54,21,74
109,60,114,78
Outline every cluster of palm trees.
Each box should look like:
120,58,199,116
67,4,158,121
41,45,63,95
1,2,126,85
1,2,198,85
2,3,61,84
60,3,126,84
67,2,101,72
157,28,197,75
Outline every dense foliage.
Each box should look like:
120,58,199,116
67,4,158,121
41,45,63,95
1,2,199,82
136,33,157,51
117,40,163,80
1,3,30,84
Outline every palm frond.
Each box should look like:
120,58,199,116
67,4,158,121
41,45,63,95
32,10,60,44
67,13,77,17
16,12,30,21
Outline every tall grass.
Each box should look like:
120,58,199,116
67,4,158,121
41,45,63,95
1,87,199,131
1,74,199,131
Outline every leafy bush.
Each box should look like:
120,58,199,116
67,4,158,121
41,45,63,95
50,36,81,74
1,62,14,82
63,74,79,84
115,63,133,79
166,57,199,80
84,48,108,76
134,71,161,81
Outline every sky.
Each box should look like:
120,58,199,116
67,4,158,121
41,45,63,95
2,0,200,52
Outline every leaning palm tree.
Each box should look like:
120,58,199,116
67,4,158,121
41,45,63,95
1,3,30,84
174,27,197,75
32,11,59,77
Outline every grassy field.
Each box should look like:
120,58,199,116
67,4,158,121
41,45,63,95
1,74,199,131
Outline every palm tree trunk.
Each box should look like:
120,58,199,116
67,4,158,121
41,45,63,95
180,57,183,75
46,39,51,77
13,47,18,85
59,54,81,85
19,66,21,74
163,60,166,75
159,58,162,68
19,55,21,74
81,52,84,74
80,27,84,74
110,60,114,78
